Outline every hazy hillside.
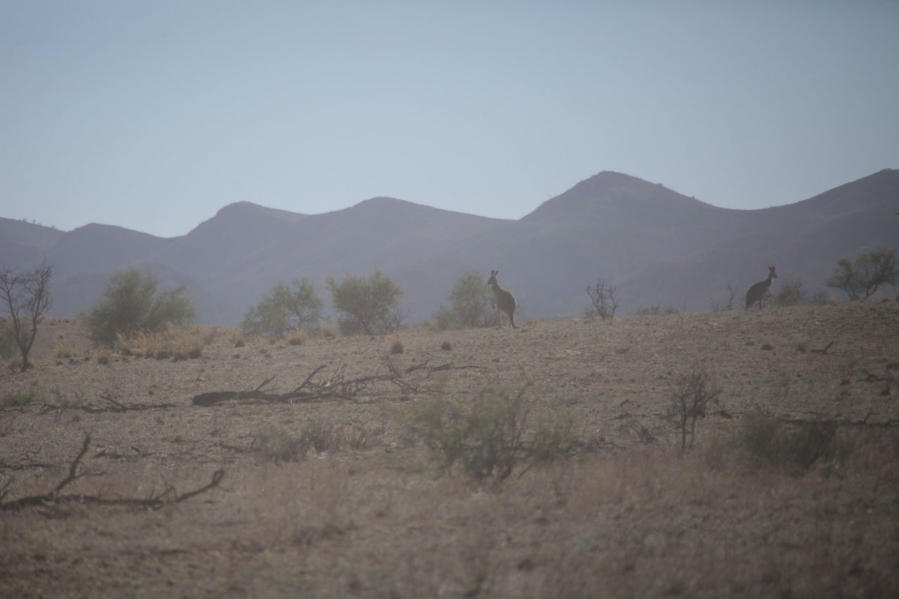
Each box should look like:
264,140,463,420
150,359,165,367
0,217,64,265
1,169,896,324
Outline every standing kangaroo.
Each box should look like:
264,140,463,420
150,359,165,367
487,269,517,328
745,266,777,310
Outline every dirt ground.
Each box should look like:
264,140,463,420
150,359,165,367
2,301,898,597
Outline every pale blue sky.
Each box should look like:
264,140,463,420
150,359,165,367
2,1,897,238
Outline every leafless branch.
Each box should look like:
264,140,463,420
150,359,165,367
0,434,225,512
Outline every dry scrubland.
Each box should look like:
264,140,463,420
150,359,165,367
2,302,898,597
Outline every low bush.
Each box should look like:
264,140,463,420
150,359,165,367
636,305,679,316
530,416,580,463
404,390,532,480
253,420,371,462
774,278,806,306
116,329,204,360
734,411,840,474
83,269,194,346
287,330,309,346
0,320,17,360
0,391,36,408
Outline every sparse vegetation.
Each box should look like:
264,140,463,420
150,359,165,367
433,271,496,329
83,269,194,346
241,278,323,337
774,277,806,306
116,328,205,360
826,248,898,300
327,269,404,335
585,278,618,320
254,420,372,462
0,319,18,360
0,391,36,408
529,415,580,463
733,411,841,474
3,301,898,598
0,264,52,371
287,329,308,346
636,304,679,316
710,282,737,312
405,389,529,480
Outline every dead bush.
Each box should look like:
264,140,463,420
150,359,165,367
585,279,618,320
669,366,721,449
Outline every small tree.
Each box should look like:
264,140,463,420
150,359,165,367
433,271,496,329
327,269,404,335
84,269,195,346
0,265,52,371
669,365,721,450
826,249,898,300
585,279,618,320
242,278,323,336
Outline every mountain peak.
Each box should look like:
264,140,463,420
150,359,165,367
522,170,705,223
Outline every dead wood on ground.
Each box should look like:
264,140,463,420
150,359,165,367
41,393,177,413
192,361,485,407
0,433,224,512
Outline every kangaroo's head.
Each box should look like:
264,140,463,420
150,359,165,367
768,265,777,280
488,269,498,287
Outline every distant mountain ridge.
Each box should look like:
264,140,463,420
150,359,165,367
2,169,897,324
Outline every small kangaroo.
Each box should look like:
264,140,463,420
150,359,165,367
745,265,777,310
487,269,517,328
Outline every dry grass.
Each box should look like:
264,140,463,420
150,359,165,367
286,329,309,346
1,303,898,597
116,328,205,360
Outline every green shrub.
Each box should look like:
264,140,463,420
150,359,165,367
327,269,404,335
241,278,322,337
826,248,898,300
84,269,194,346
406,390,529,480
433,272,496,329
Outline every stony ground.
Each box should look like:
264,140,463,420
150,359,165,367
1,301,898,597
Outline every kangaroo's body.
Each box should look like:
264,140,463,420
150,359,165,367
487,269,516,328
745,266,777,310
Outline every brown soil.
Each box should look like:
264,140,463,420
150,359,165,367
2,302,898,597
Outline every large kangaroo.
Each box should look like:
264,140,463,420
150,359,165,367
487,269,517,328
745,265,777,310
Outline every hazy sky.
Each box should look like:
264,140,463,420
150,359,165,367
3,1,897,238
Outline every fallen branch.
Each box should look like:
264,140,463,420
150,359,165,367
0,434,224,512
41,395,177,413
810,341,833,354
192,364,392,406
777,413,899,428
404,359,485,374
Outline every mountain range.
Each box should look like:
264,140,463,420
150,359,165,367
2,169,897,325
